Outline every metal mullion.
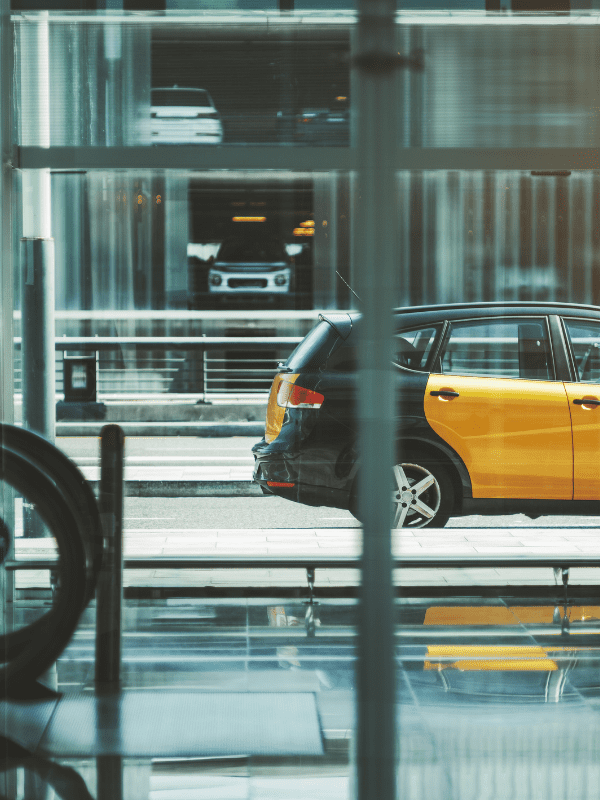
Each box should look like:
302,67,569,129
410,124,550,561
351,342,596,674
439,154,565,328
353,1,399,798
18,146,600,173
0,0,15,779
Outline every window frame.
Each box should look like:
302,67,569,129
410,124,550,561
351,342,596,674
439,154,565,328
561,316,600,385
434,315,557,382
393,323,445,374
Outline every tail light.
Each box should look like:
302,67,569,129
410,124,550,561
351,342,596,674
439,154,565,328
277,380,324,409
265,373,323,443
265,374,293,443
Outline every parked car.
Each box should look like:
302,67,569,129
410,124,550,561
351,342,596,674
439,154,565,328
207,237,293,301
294,100,349,146
253,302,600,528
150,87,223,144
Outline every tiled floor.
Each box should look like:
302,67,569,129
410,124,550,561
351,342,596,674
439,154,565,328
8,587,600,799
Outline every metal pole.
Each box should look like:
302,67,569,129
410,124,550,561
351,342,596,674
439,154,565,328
95,424,124,800
0,0,12,432
19,13,55,445
19,14,55,540
352,0,399,798
95,423,125,686
0,0,16,796
21,239,55,440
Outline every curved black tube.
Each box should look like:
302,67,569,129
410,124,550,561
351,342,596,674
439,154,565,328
0,425,103,695
0,736,95,800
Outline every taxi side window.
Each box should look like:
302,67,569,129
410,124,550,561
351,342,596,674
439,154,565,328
440,318,552,380
394,327,438,371
563,319,600,383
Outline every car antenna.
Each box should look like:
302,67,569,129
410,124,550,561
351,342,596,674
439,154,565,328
336,269,361,304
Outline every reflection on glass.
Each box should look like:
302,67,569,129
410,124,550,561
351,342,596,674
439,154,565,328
11,15,600,148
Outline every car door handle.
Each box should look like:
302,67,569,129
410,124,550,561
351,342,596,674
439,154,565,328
430,390,460,398
573,398,600,406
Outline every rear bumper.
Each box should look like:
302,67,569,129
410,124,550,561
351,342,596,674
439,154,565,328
252,447,351,509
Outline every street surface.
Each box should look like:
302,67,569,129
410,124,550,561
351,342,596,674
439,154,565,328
57,436,600,531
11,434,600,590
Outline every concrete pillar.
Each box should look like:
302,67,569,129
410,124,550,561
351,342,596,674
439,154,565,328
164,175,190,309
313,173,339,310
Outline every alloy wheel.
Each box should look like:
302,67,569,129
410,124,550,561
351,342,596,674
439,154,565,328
392,462,442,528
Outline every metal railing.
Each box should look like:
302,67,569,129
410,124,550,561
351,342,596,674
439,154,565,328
13,336,302,399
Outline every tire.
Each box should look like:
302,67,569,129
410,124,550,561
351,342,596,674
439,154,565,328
350,451,454,529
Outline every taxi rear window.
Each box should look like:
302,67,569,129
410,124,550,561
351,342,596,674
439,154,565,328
440,318,552,380
286,321,344,371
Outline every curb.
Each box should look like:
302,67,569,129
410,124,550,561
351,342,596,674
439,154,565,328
88,480,264,497
57,422,265,438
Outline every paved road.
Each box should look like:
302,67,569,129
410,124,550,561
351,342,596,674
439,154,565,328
56,436,600,531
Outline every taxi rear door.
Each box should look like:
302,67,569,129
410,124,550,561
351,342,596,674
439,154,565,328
424,316,573,500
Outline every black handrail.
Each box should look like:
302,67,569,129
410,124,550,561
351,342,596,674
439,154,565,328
7,555,600,570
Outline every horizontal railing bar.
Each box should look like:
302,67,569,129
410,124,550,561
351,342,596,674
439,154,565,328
14,310,337,321
14,336,302,350
7,555,600,570
205,369,278,374
11,10,600,26
14,335,563,351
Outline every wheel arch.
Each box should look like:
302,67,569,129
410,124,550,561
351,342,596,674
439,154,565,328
397,436,471,515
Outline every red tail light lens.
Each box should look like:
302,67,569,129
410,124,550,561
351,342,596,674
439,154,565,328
277,381,324,409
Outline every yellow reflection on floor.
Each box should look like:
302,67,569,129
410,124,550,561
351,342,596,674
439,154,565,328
424,645,557,671
424,606,600,626
422,606,600,671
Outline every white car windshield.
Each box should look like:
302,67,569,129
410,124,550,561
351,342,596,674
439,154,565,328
151,89,212,108
217,239,287,262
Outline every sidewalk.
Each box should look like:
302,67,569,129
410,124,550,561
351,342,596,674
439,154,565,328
14,526,600,588
78,464,259,496
28,398,268,437
56,421,264,437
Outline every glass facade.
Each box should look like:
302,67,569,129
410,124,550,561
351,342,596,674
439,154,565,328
4,6,600,800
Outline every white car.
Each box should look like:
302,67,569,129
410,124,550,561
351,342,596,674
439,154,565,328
209,237,293,297
150,87,223,144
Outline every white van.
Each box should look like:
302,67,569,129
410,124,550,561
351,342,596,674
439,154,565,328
150,87,223,144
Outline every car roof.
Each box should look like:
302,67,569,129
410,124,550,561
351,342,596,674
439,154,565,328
395,301,600,315
346,301,600,328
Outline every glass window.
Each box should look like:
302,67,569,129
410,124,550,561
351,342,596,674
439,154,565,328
440,318,552,380
151,88,213,108
216,237,288,263
563,319,600,383
394,327,439,371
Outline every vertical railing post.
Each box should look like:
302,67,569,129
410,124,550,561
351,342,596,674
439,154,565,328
95,423,124,686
